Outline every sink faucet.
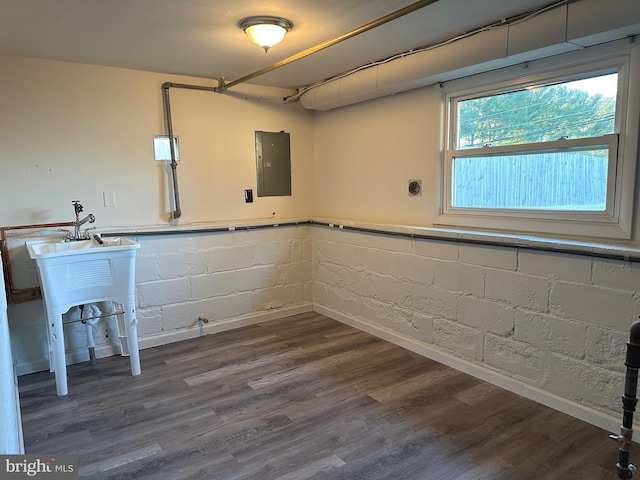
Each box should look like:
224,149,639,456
67,200,96,241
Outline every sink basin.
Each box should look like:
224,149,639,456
27,237,140,303
27,236,141,396
27,237,140,310
27,237,139,258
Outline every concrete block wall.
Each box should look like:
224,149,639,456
133,226,313,344
8,221,635,428
312,226,635,421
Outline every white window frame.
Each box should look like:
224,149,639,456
436,41,640,240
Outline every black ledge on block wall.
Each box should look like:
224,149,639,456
101,219,640,264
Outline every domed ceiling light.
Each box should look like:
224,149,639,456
240,16,293,53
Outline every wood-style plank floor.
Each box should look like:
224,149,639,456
19,312,621,479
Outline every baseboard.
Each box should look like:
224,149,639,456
15,358,49,377
137,303,313,351
313,303,625,440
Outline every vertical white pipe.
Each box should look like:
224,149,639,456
0,251,24,453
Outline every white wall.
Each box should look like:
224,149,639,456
0,54,315,226
314,86,442,225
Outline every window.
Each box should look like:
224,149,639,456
437,47,638,240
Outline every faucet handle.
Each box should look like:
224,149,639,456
79,226,96,240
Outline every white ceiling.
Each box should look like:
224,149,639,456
0,0,557,90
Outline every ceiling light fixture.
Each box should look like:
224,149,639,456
240,16,293,53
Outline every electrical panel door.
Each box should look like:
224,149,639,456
255,131,291,197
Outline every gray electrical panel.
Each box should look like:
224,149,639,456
255,131,291,197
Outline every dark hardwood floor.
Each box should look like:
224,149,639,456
19,312,621,479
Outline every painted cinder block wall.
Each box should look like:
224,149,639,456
134,227,312,346
312,227,635,424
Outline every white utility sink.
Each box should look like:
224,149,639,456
27,237,141,396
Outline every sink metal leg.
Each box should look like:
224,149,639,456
49,313,68,396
